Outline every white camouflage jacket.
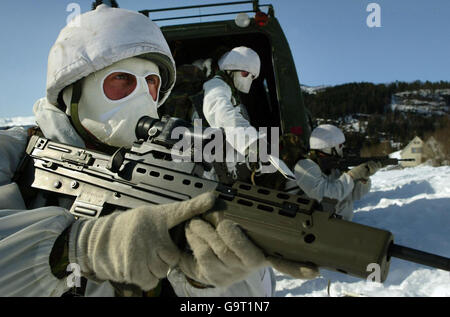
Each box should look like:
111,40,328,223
293,158,371,221
0,98,275,297
203,75,263,156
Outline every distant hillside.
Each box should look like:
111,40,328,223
302,81,450,160
0,116,35,130
391,89,450,115
302,81,450,119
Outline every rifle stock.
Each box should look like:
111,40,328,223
15,135,448,283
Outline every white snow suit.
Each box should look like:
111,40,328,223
0,5,274,297
203,75,262,157
0,101,275,297
293,159,371,220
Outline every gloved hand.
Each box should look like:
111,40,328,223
68,192,216,291
178,218,265,287
347,161,382,180
266,256,319,280
178,218,319,288
367,160,382,176
347,162,370,180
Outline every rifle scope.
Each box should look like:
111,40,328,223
136,116,220,149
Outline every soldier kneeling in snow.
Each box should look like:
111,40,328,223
293,124,381,221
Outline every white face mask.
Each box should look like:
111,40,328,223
322,144,345,158
233,71,254,94
64,57,161,148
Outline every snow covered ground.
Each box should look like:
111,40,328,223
301,85,329,95
275,164,450,297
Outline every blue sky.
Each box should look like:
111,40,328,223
0,0,449,117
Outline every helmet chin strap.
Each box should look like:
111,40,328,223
69,81,119,154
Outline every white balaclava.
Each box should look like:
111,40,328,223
218,46,261,94
63,57,161,148
232,71,254,94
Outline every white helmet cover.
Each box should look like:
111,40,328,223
309,124,345,150
46,4,176,107
218,46,261,79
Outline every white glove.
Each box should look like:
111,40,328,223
178,218,266,287
347,163,370,180
267,256,319,280
347,161,381,180
367,160,382,176
68,192,216,291
178,218,319,288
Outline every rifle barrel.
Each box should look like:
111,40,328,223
389,244,450,271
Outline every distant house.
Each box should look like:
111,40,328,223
400,136,424,167
400,136,446,167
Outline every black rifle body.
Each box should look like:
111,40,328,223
318,156,415,171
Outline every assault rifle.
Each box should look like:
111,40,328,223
317,155,415,172
14,116,449,283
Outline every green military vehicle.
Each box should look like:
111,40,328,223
137,0,312,147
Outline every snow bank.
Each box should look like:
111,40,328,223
0,116,36,128
389,150,402,159
275,165,450,297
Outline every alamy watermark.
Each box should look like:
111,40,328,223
366,263,382,283
66,263,82,288
169,120,280,174
66,3,81,27
366,3,381,28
